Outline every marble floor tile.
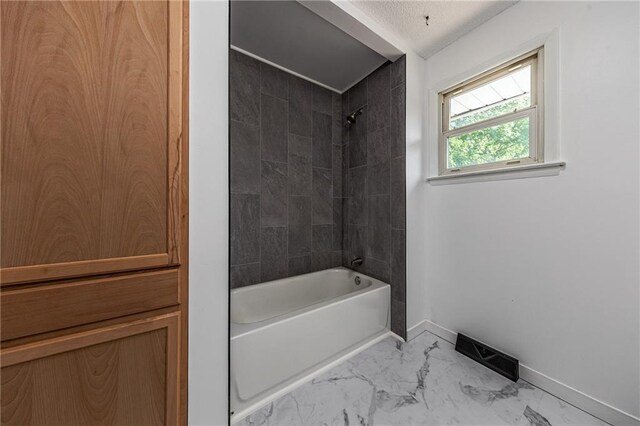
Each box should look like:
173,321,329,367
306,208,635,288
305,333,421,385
240,331,609,426
516,392,608,426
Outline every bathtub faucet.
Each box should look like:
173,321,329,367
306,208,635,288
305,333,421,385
350,257,363,267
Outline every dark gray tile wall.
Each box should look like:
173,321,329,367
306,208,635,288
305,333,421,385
230,50,406,338
230,50,342,288
342,56,407,338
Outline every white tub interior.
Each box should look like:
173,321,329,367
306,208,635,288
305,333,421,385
231,268,374,324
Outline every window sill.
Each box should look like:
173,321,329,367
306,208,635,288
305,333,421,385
426,161,566,185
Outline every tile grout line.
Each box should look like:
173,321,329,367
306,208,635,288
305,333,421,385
285,78,290,278
258,69,263,282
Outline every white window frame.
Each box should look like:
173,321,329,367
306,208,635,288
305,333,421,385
438,48,545,176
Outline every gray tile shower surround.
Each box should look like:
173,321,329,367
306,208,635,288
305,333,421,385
230,50,343,286
342,56,407,338
230,50,407,337
240,330,609,426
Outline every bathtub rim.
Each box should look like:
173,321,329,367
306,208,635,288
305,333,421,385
231,267,389,339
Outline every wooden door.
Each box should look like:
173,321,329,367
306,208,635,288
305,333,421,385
1,0,185,285
1,1,189,424
1,313,180,426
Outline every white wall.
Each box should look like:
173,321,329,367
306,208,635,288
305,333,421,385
405,49,428,331
409,1,639,421
189,1,229,425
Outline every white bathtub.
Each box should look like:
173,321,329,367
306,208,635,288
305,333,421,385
230,267,390,419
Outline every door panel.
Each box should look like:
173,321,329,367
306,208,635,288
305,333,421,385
2,269,180,341
0,1,188,422
1,313,179,426
0,0,184,285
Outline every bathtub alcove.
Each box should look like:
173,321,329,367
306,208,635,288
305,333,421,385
230,1,407,421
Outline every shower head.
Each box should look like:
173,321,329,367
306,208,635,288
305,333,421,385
346,108,363,124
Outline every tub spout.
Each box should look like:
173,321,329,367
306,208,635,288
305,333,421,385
350,257,363,267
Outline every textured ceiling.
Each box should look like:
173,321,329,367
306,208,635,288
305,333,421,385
350,0,518,59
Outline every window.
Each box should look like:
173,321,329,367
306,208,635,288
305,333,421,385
439,48,544,175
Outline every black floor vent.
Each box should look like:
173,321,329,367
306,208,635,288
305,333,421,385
455,333,519,382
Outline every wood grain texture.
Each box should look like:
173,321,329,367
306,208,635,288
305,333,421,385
1,253,169,286
168,0,184,265
97,1,169,261
179,2,190,424
1,312,179,425
1,1,170,270
2,269,179,341
0,1,188,423
1,306,178,351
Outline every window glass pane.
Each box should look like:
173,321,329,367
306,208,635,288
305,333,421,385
449,65,531,129
447,116,530,169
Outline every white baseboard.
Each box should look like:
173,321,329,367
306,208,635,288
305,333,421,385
407,318,456,342
389,330,405,342
406,319,640,426
518,365,639,426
